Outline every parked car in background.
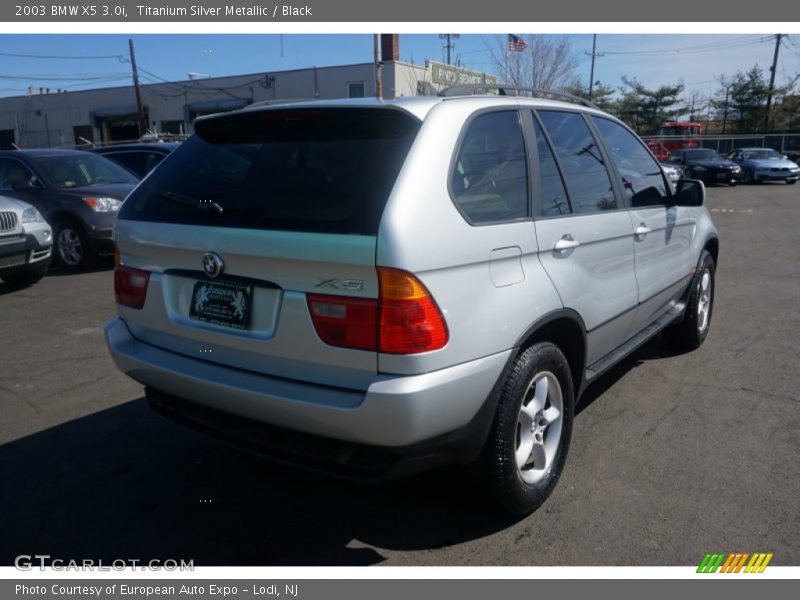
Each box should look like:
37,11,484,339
666,148,741,186
0,149,138,271
661,162,683,190
725,147,800,185
90,142,179,178
106,92,719,515
0,195,52,286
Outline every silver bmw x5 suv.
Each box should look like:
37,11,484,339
106,88,718,514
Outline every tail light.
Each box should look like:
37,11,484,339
114,265,150,309
306,294,378,351
377,268,448,354
306,267,448,354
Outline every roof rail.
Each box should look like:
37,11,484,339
438,84,599,109
245,97,321,109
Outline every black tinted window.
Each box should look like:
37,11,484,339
30,154,138,188
106,152,148,177
0,158,35,191
592,117,669,208
538,111,616,213
532,118,570,217
119,108,421,235
451,111,528,224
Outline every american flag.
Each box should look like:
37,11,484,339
507,34,528,52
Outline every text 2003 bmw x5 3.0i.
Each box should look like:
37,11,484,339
105,87,718,515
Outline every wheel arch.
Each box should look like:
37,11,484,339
513,309,587,399
703,236,719,268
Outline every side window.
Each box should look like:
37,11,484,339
451,111,529,225
537,111,617,213
106,152,147,177
0,158,35,191
532,117,570,217
143,152,166,175
592,116,669,208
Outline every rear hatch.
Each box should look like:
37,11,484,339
115,106,421,391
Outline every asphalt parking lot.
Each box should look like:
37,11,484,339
1,183,798,567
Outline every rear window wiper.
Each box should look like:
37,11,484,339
154,189,224,215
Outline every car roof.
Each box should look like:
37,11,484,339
0,148,91,158
735,147,776,151
91,143,179,153
199,94,612,124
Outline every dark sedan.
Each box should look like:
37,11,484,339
0,149,138,270
90,142,179,178
666,149,741,186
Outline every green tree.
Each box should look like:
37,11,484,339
618,76,685,135
728,66,770,132
562,81,616,112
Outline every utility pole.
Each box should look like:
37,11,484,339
765,33,783,130
128,38,147,137
585,34,605,99
373,34,383,99
439,34,460,65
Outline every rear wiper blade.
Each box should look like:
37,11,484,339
154,189,223,215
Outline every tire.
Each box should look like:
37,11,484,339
663,250,715,352
478,342,575,515
54,220,96,271
0,262,48,287
787,179,797,185
729,181,738,187
743,169,754,184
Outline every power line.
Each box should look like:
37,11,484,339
602,35,770,56
0,51,125,60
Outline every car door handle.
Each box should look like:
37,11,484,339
634,224,652,239
553,235,580,252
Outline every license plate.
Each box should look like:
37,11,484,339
716,173,728,180
189,280,252,330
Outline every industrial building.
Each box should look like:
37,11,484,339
0,36,497,149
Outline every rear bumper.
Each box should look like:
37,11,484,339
105,317,511,470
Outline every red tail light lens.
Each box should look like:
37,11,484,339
306,294,378,351
378,268,449,354
114,265,150,309
306,268,448,354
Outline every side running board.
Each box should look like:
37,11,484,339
584,302,686,383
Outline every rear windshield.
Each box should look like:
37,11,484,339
119,108,421,235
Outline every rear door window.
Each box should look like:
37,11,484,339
531,117,571,217
119,108,421,235
537,110,617,214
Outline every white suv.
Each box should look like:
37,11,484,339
106,88,718,514
0,195,52,286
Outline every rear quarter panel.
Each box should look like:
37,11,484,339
377,99,563,375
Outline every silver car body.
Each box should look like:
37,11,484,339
106,95,718,471
0,194,52,275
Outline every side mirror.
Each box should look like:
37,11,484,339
671,179,705,207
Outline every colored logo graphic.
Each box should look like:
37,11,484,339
697,552,773,573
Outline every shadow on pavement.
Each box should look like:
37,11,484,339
0,397,518,566
0,335,681,566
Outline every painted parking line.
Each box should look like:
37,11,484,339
710,208,754,213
